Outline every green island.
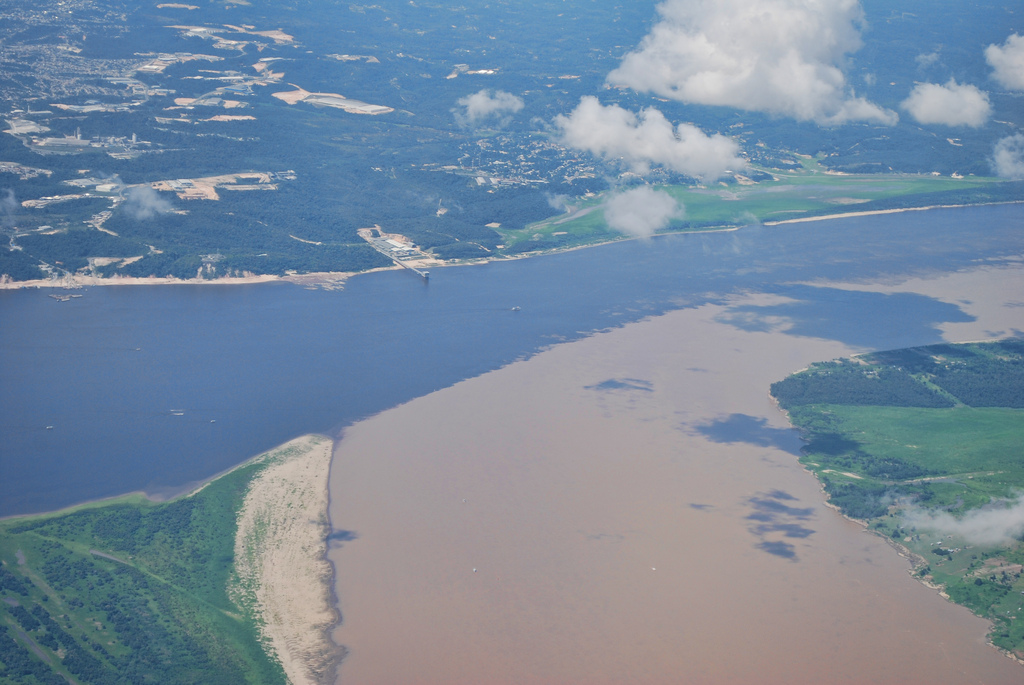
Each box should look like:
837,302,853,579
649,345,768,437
771,340,1024,659
0,435,334,685
503,159,1020,255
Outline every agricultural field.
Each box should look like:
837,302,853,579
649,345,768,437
771,340,1024,657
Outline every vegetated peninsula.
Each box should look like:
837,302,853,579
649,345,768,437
771,340,1024,661
0,435,336,685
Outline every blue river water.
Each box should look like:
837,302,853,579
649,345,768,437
2,204,1022,517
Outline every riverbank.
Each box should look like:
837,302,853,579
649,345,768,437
5,201,1020,291
762,200,1024,225
0,267,400,290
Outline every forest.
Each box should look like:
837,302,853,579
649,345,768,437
2,0,1023,282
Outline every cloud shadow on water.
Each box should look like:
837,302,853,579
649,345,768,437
716,284,975,349
585,378,653,392
746,490,816,561
695,413,803,454
757,540,797,559
748,492,814,520
327,529,359,546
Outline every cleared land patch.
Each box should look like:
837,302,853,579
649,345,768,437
272,85,393,115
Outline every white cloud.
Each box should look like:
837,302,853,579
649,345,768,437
546,193,571,213
993,134,1024,180
125,186,173,220
555,96,744,182
903,495,1024,547
602,186,684,238
1,189,17,228
901,79,991,127
986,33,1024,91
453,89,524,127
915,51,940,68
606,0,896,126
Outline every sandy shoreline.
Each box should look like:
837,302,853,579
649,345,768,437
0,267,400,290
762,200,1023,225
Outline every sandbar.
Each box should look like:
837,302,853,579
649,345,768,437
231,435,340,685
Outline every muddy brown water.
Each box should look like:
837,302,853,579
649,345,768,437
328,267,1024,684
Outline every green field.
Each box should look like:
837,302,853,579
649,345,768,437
499,159,1016,254
772,340,1024,657
0,461,283,684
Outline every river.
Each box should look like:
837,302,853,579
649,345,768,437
3,205,1024,680
3,205,1022,517
327,251,1024,683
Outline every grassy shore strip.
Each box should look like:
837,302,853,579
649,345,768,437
770,340,1024,662
229,435,341,685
